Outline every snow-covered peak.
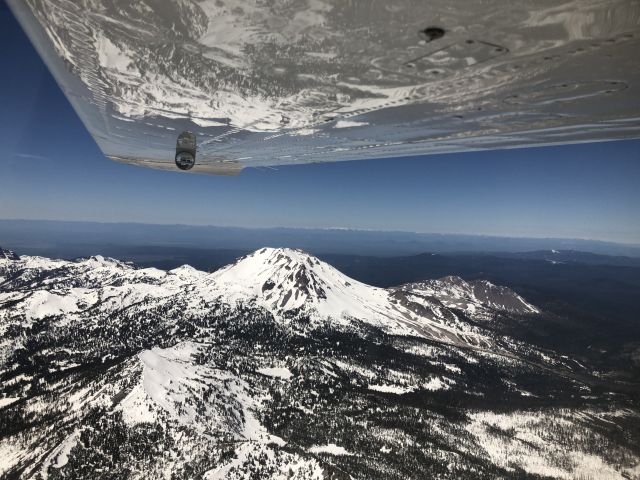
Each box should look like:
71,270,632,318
207,247,391,319
211,248,332,303
169,264,207,281
203,248,499,347
1,247,539,348
0,247,19,261
0,253,168,293
74,255,137,271
399,276,539,316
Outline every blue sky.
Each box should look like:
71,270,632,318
1,2,639,244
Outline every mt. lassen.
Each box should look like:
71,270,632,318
0,248,638,479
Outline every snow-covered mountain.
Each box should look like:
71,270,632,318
0,248,19,261
394,275,539,318
0,247,534,350
1,248,638,479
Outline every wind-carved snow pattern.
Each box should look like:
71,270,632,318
118,343,281,445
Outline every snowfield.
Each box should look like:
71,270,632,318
1,247,638,479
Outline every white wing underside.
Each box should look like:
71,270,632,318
8,0,640,175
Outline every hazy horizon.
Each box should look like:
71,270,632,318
1,217,639,247
2,219,640,261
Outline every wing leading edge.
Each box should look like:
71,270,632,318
8,0,640,174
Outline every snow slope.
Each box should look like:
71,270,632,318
1,247,637,480
1,247,541,350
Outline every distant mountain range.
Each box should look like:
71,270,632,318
1,247,638,479
1,219,639,258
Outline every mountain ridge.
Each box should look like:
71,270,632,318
0,246,538,349
1,247,639,479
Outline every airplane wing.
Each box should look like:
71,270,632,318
7,0,640,175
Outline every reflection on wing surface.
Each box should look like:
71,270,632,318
7,0,640,174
